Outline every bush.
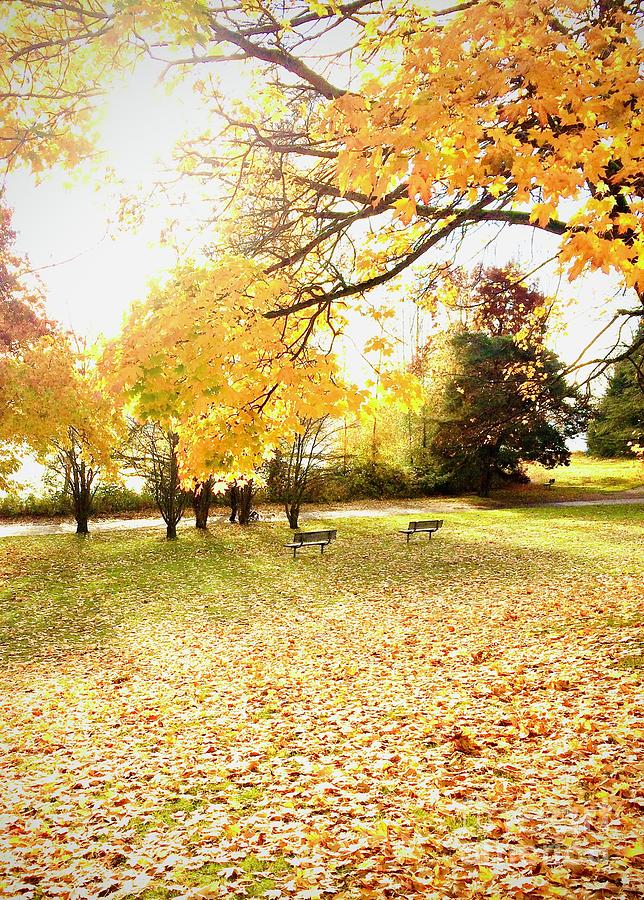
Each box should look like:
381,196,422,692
0,491,70,518
333,460,415,500
91,483,155,515
0,483,155,519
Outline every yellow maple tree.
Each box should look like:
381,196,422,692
103,256,365,485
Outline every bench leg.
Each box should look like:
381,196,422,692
320,544,324,554
406,532,410,543
293,546,297,560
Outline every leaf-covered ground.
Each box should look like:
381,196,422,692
1,506,643,899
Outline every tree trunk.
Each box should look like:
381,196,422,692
286,502,300,530
72,487,91,534
478,446,498,498
236,481,254,525
193,478,213,529
75,512,89,535
478,465,492,498
166,521,177,540
228,485,238,523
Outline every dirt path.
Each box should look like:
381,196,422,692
547,496,644,507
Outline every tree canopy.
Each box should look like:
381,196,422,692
425,329,588,495
2,0,642,360
103,257,363,484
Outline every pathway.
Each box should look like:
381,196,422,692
0,493,641,539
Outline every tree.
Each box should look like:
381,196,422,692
228,479,255,526
49,427,100,535
428,264,554,339
4,2,642,372
103,257,362,493
426,330,588,497
119,421,185,540
3,336,121,530
268,415,338,529
587,326,644,457
192,477,215,529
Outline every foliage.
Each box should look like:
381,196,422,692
0,506,643,897
587,326,644,457
426,264,555,340
104,257,363,485
0,201,54,488
0,483,155,519
425,330,589,496
0,488,70,519
336,458,416,501
0,202,51,352
3,2,642,368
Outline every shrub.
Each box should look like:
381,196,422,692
0,483,155,519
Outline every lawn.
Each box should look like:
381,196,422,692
512,453,643,503
1,506,643,899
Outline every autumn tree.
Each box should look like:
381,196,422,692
119,420,185,540
3,1,642,374
4,337,121,531
587,326,644,458
103,256,362,497
0,208,116,530
427,264,555,339
267,415,339,529
227,479,256,527
48,427,101,534
426,330,588,496
192,477,215,530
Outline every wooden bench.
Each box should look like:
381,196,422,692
399,519,443,543
285,529,337,558
545,478,555,489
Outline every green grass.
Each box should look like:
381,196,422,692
517,452,643,501
0,503,642,663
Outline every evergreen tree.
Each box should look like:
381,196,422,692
427,331,588,497
587,329,644,458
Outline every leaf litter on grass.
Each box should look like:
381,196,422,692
1,509,642,897
1,569,643,899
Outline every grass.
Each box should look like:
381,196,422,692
510,452,643,503
1,502,642,899
1,503,642,663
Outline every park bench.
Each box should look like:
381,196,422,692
285,529,337,558
545,478,555,489
399,519,443,543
